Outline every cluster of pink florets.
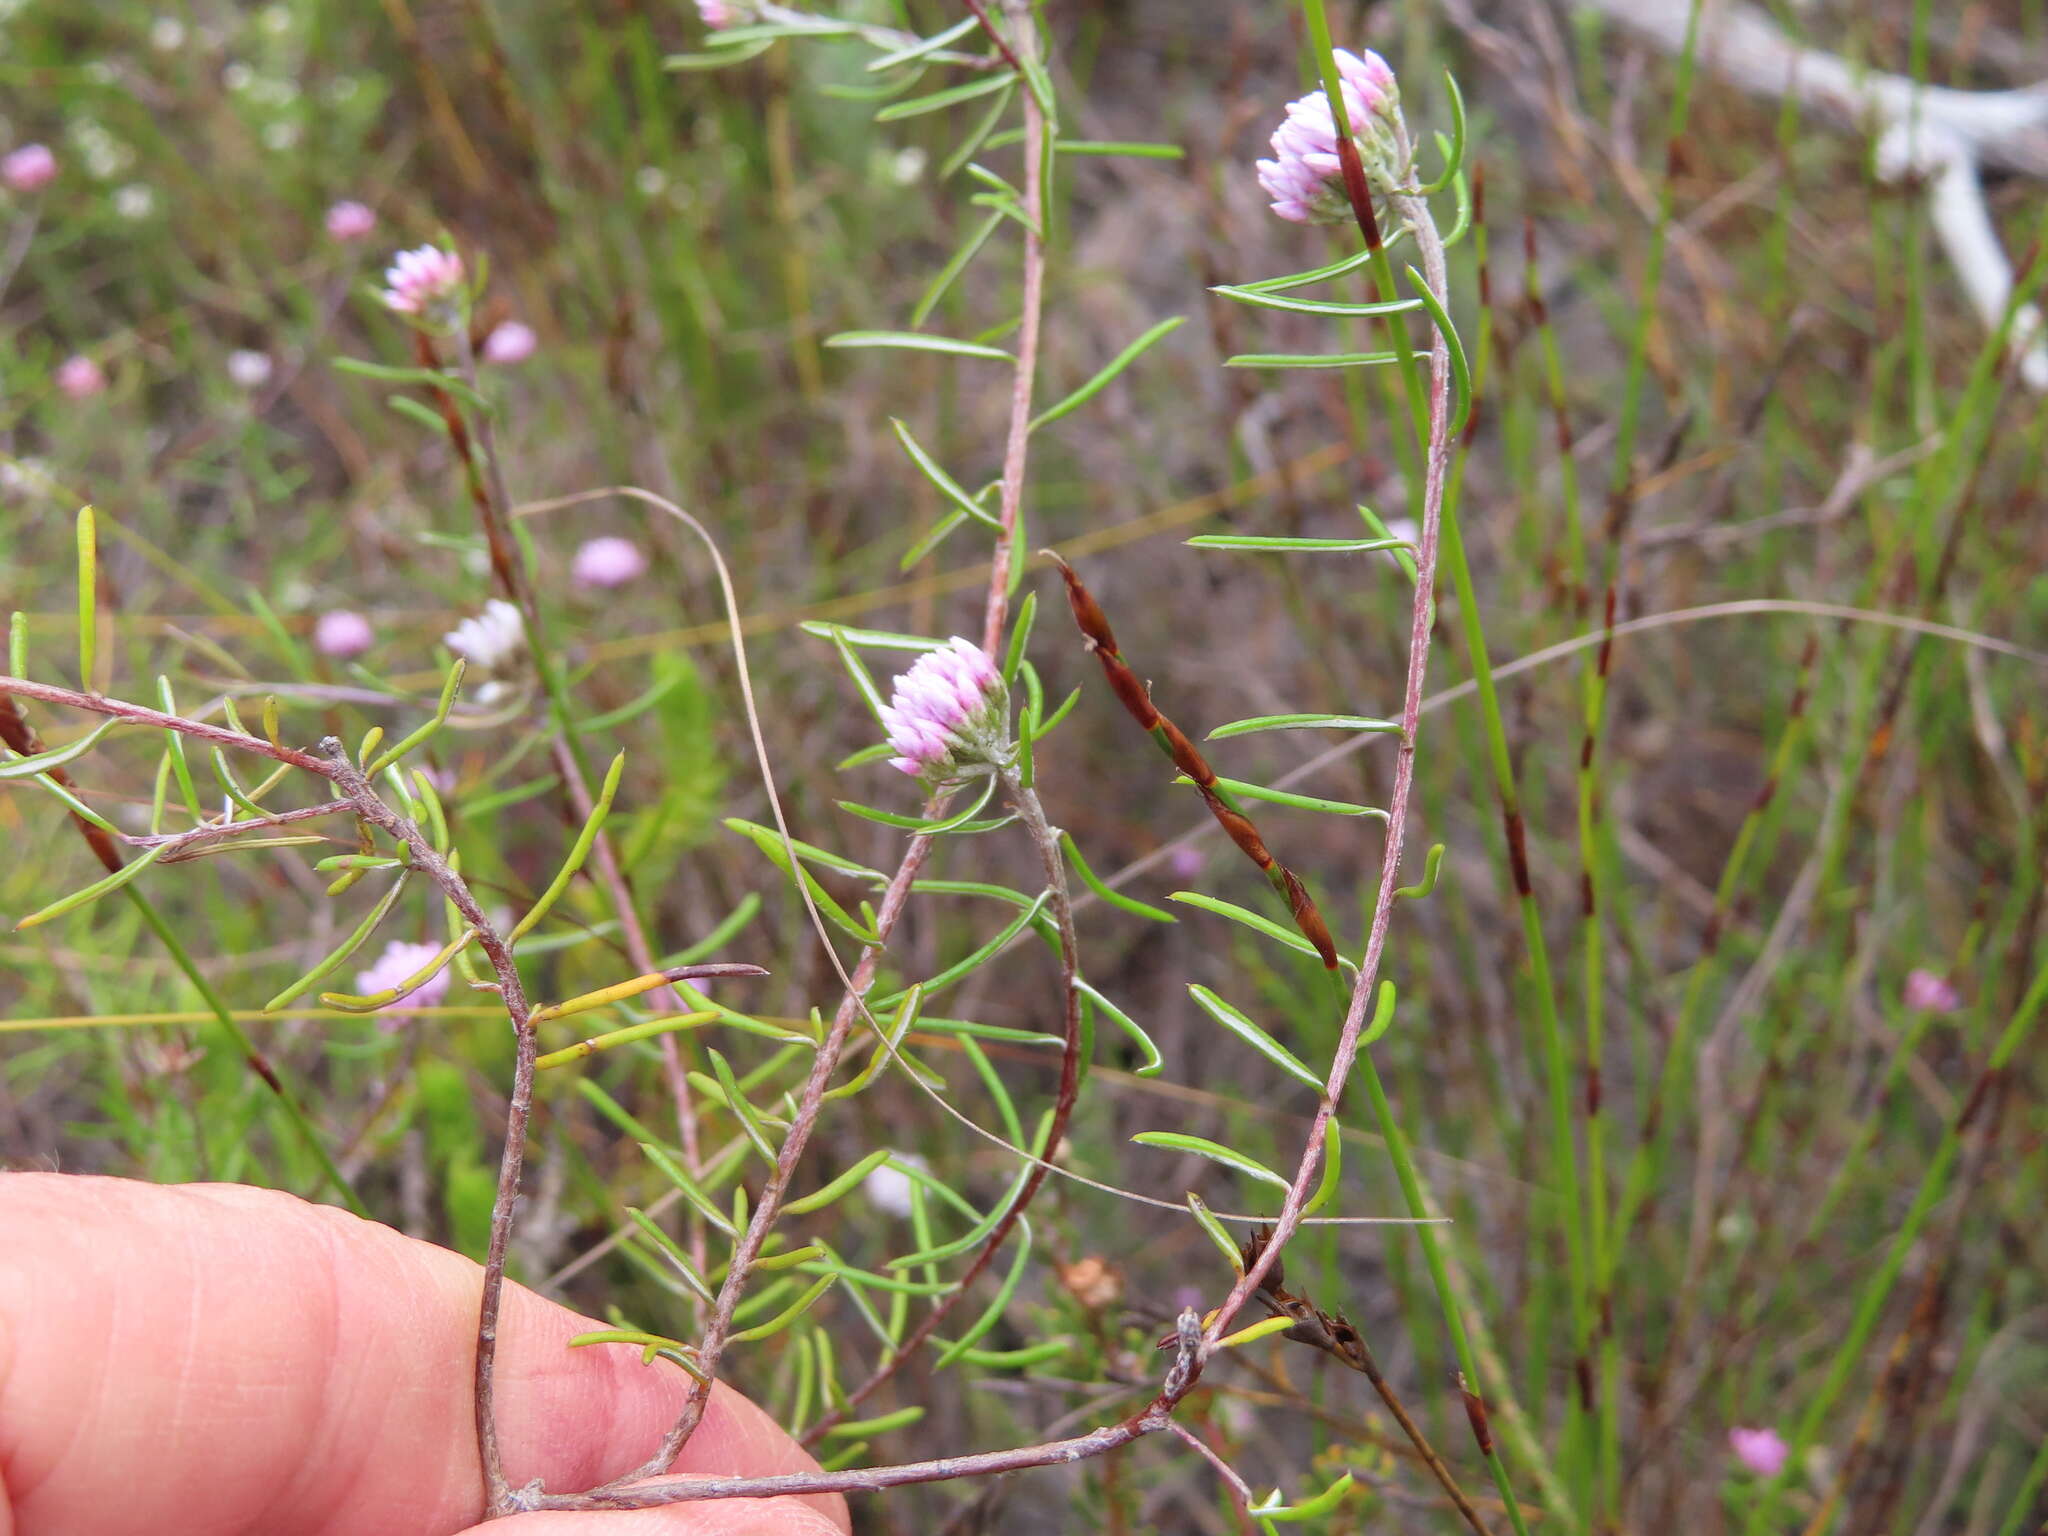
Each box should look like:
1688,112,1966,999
881,638,1006,781
1255,48,1403,225
380,244,468,321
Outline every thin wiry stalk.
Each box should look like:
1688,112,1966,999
802,764,1082,1444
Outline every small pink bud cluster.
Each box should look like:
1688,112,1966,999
881,637,1007,781
572,536,647,589
1903,968,1960,1014
315,609,374,659
325,199,377,241
3,143,57,193
55,355,106,400
1727,1426,1790,1479
696,0,747,27
1255,48,1403,225
481,320,537,364
354,938,451,1029
380,244,467,323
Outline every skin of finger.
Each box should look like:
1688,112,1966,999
0,1175,848,1536
474,1502,851,1536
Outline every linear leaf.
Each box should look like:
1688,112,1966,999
1206,712,1401,740
1224,350,1401,370
0,717,119,780
1076,979,1163,1077
1187,984,1322,1089
1131,1131,1289,1190
873,71,1013,122
824,330,1011,361
1185,534,1407,553
1172,773,1385,818
890,418,1000,527
1211,284,1423,318
1028,316,1185,433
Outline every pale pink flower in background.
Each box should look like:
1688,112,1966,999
1168,845,1205,881
325,199,377,240
314,609,374,659
1728,1427,1790,1479
481,320,537,364
226,348,274,389
696,0,738,27
862,1153,927,1217
1904,968,1961,1014
380,243,466,320
354,938,451,1028
413,764,454,796
55,355,106,399
572,536,647,589
2,143,57,192
1255,48,1402,224
880,637,1006,780
443,598,524,671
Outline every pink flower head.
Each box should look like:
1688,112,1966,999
1168,844,1205,880
481,320,537,365
696,0,739,27
880,637,1005,780
1255,48,1403,225
353,938,451,1027
3,143,56,193
572,536,648,589
380,243,466,321
1728,1427,1790,1479
314,609,374,659
1904,968,1960,1014
55,355,107,399
325,199,377,241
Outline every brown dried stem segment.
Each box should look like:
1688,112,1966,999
1045,552,1340,969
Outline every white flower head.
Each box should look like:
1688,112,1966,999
442,598,524,672
862,1152,928,1217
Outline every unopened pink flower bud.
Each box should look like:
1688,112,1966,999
325,199,377,241
3,143,56,193
572,536,648,589
879,637,1007,782
696,0,741,27
55,355,106,399
481,320,537,364
1727,1427,1789,1479
1903,968,1960,1014
314,609,374,659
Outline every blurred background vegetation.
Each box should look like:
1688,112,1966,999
4,1,2046,1532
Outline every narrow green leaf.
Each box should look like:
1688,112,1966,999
1185,534,1407,553
1237,247,1377,294
1359,980,1397,1048
870,888,1050,1008
1172,773,1384,818
1167,891,1327,963
1224,350,1401,370
1254,1473,1355,1522
364,659,466,776
824,329,1011,361
319,926,473,1011
797,622,946,655
15,840,169,929
1060,832,1174,922
911,210,1004,329
706,1048,779,1165
837,774,997,834
1303,1116,1342,1217
1406,265,1473,437
1028,316,1186,433
507,751,625,943
637,1139,737,1236
0,717,118,780
874,71,1014,122
783,1149,895,1216
1131,1131,1289,1190
1187,984,1322,1089
729,1273,837,1343
74,505,97,689
1057,139,1184,158
932,1223,1033,1368
890,419,1001,527
865,14,978,70
823,1406,925,1439
1185,1191,1244,1272
1076,980,1163,1077
1210,285,1423,319
385,393,453,434
1206,712,1400,740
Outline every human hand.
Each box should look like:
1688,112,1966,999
0,1174,849,1536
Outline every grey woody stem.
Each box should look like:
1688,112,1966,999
802,760,1083,1444
1202,187,1456,1347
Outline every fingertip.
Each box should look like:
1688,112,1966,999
477,1495,850,1536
